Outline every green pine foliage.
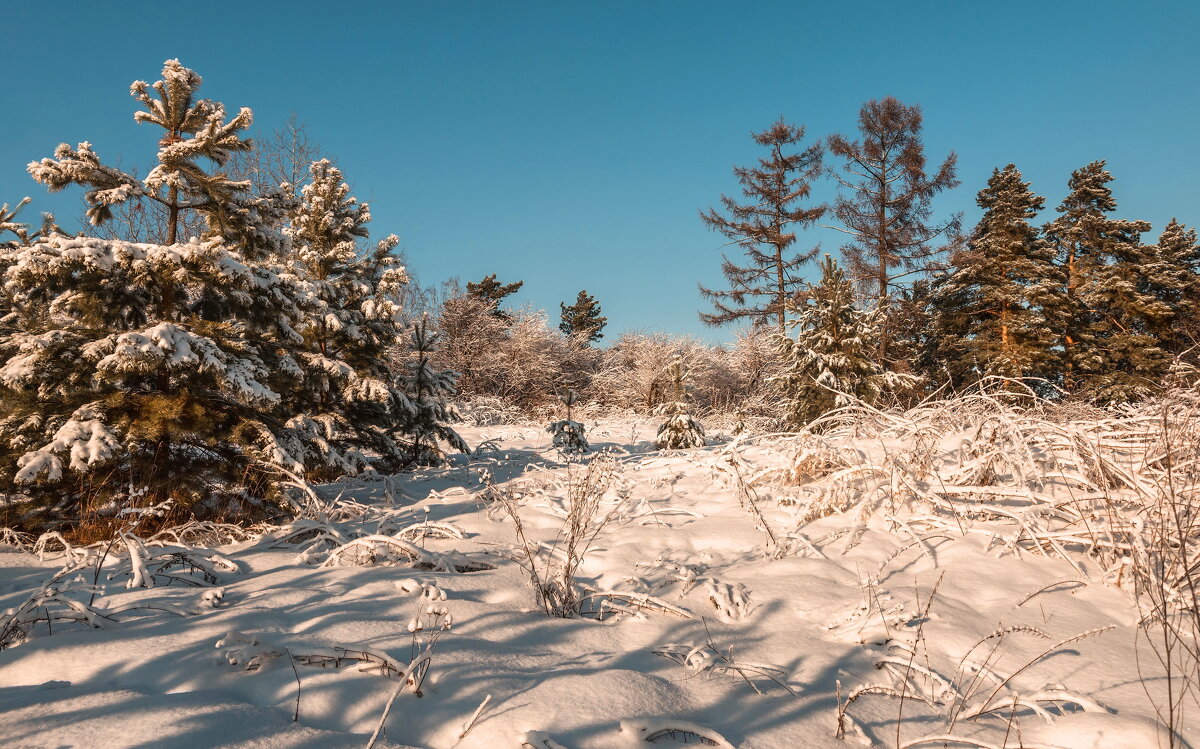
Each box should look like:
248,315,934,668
774,255,906,427
1,60,309,525
285,159,414,479
1142,219,1200,362
933,165,1063,388
559,290,607,343
1044,161,1161,401
0,61,466,532
397,319,468,466
467,273,524,321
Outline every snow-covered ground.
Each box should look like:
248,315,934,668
0,411,1192,748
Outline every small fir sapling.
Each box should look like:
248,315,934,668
773,255,911,427
397,319,468,467
546,389,589,455
655,356,706,449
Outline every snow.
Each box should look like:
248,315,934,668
0,417,1192,748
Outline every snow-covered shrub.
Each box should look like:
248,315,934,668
546,389,589,456
773,255,916,429
434,294,593,413
588,332,700,413
655,356,706,450
455,395,527,426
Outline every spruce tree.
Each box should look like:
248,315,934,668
700,118,825,334
0,199,54,336
1,60,307,524
1143,219,1200,360
773,255,902,427
655,356,705,449
397,319,468,466
559,290,607,343
466,273,523,321
1044,161,1159,399
889,278,939,389
932,165,1063,388
828,97,960,366
284,159,413,478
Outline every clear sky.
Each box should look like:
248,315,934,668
3,1,1197,343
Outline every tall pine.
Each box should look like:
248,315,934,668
932,165,1063,388
1044,161,1160,399
700,119,824,334
828,97,959,366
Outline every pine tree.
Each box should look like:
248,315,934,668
0,199,55,337
559,290,607,343
828,97,960,366
773,255,902,427
284,159,414,478
1044,161,1159,399
466,273,523,321
700,118,825,334
397,319,468,466
0,60,308,524
655,356,705,449
889,278,939,389
1143,219,1200,361
932,165,1063,388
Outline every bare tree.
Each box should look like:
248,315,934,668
700,118,825,335
827,97,960,364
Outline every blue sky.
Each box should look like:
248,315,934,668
3,1,1197,343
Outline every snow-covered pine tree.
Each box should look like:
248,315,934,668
655,356,705,449
932,165,1063,389
0,200,42,360
700,118,825,335
0,60,309,526
559,290,607,343
284,158,413,479
773,255,903,428
1044,161,1160,400
546,388,589,456
397,319,468,466
1143,219,1200,361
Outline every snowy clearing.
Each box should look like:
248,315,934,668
0,401,1195,748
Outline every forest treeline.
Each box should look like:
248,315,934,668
1,61,1195,533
